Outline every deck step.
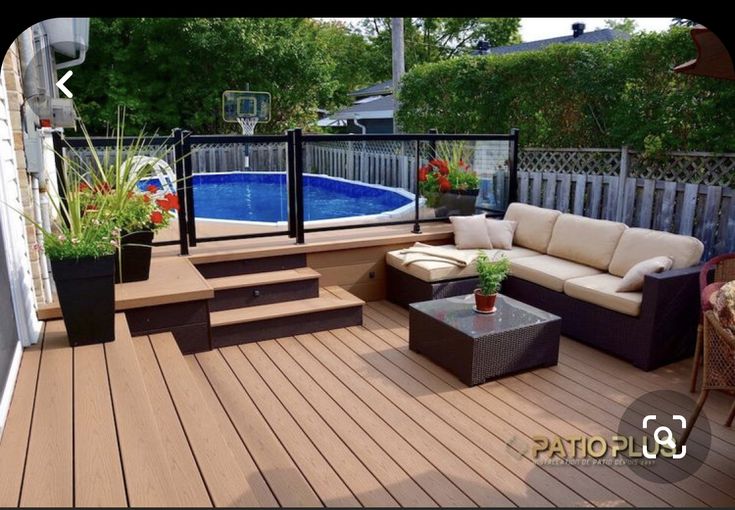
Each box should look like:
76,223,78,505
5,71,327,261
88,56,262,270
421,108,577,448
210,287,364,347
208,268,320,311
196,253,307,279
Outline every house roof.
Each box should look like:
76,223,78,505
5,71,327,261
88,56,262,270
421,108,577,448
332,95,395,120
478,28,629,55
348,79,393,98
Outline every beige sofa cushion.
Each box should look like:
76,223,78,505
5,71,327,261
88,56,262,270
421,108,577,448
546,214,627,270
510,255,602,292
564,274,643,317
450,214,493,249
386,244,540,282
503,203,561,253
608,228,704,277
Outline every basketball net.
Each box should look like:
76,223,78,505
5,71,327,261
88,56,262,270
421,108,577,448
237,116,259,136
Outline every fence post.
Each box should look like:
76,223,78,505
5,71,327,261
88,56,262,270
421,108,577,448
172,128,190,256
615,145,629,222
182,130,196,247
286,129,297,238
293,128,305,244
508,128,520,206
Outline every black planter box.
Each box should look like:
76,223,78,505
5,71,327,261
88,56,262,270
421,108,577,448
51,255,115,346
436,190,480,217
115,229,154,283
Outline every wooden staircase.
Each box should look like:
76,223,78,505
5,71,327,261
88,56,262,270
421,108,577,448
196,254,364,348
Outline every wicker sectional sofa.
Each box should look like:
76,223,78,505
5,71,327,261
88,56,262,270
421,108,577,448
386,203,705,370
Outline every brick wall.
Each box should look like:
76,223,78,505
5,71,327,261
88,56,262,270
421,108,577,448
3,42,44,304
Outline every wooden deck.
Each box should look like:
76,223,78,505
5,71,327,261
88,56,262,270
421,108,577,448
1,302,735,507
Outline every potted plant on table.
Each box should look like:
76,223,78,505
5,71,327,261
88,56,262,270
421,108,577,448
474,252,511,313
418,141,479,216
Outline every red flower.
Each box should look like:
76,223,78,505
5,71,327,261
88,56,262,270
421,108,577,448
79,182,90,192
84,204,98,212
150,211,163,224
94,182,111,194
164,193,179,211
127,190,134,198
156,198,170,211
142,195,150,203
438,177,451,192
430,159,450,176
418,167,428,182
147,183,159,193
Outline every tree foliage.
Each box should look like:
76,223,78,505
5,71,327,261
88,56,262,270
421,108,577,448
396,28,735,152
604,18,638,35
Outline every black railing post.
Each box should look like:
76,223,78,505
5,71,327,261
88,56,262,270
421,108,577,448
508,127,520,206
293,128,305,244
412,138,422,234
51,130,69,226
286,129,297,239
172,128,190,256
181,130,196,247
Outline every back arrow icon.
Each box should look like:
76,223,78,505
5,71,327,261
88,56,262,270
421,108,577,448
56,70,73,98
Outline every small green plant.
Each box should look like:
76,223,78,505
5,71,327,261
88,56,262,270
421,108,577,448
475,251,511,296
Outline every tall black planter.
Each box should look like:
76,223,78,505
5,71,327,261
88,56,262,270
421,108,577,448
435,189,480,217
115,229,154,283
51,255,115,346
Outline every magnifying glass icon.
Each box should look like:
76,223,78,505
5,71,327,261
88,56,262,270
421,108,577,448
653,426,677,449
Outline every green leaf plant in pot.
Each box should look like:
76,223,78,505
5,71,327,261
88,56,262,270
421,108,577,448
69,110,179,283
474,251,511,313
27,161,119,346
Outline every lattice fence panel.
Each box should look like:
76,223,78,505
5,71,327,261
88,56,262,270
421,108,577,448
519,149,620,175
629,151,735,187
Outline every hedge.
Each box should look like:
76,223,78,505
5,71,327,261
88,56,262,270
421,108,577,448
396,28,735,153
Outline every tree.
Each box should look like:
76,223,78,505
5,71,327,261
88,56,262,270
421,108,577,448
72,18,345,134
605,18,639,35
358,18,521,77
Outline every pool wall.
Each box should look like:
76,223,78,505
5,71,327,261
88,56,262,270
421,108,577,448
191,172,422,227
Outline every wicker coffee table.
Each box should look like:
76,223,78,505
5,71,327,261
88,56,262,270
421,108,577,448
409,294,561,386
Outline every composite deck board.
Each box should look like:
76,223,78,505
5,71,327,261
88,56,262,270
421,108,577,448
207,267,321,290
194,350,322,507
5,301,735,508
271,338,475,507
185,357,279,507
73,342,127,507
131,336,212,506
240,343,399,507
20,320,73,507
150,333,260,507
293,333,515,507
219,345,360,507
104,315,181,507
0,331,42,507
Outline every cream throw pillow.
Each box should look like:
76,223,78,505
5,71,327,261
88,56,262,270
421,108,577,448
617,256,673,292
450,214,493,249
486,219,517,250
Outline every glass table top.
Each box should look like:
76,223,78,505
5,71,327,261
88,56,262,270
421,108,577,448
410,294,559,339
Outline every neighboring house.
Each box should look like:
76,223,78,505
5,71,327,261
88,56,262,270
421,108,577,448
324,23,629,133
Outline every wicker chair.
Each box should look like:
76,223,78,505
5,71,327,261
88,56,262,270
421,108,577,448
690,253,735,392
682,310,735,445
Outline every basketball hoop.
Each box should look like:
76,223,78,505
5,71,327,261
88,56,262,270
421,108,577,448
237,116,259,136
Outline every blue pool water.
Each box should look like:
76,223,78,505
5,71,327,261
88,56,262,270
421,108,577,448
140,173,412,222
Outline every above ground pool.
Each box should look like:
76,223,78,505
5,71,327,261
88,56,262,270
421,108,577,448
140,172,414,223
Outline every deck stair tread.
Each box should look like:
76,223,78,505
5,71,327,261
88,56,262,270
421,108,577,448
207,268,320,290
210,287,364,327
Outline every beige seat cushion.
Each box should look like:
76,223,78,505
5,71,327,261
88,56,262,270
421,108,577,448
608,228,704,277
503,203,561,253
547,214,627,270
564,274,643,317
510,255,602,292
386,244,540,282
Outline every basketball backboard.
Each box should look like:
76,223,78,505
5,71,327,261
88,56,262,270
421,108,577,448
222,90,271,124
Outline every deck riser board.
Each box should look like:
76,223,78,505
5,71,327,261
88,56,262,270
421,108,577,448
210,278,319,312
196,254,306,278
212,306,363,347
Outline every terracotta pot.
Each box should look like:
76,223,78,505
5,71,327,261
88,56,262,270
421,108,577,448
474,289,497,312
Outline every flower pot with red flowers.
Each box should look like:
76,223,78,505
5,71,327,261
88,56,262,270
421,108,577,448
474,252,511,313
418,142,479,217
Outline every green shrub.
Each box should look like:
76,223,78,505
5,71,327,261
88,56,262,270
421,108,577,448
396,29,735,152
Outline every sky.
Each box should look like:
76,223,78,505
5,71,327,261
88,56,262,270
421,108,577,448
320,18,674,42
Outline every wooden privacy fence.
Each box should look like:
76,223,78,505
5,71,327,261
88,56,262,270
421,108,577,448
517,148,735,258
190,143,288,172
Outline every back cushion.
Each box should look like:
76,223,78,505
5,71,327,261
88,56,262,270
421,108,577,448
503,203,561,253
547,214,627,270
608,228,704,277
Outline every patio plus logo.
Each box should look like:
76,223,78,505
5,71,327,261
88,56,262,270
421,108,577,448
529,390,710,483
